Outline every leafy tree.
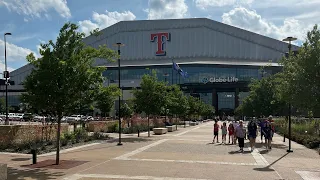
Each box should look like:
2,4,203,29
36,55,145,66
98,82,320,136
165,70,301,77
236,75,286,117
95,85,121,117
90,28,103,37
200,103,215,119
132,71,167,137
279,25,320,115
120,102,133,127
187,96,201,121
21,22,117,165
166,85,189,126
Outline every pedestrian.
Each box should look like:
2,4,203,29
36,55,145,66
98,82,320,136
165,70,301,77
259,119,264,143
228,123,234,144
261,118,273,150
221,122,227,144
268,115,275,141
235,120,245,152
212,120,220,144
247,119,258,152
233,120,239,144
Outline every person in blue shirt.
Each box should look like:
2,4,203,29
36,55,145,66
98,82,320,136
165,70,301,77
261,118,273,150
248,120,258,152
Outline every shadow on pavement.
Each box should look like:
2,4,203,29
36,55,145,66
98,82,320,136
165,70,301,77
253,152,290,172
11,158,31,161
228,150,251,154
7,167,64,180
107,137,152,143
245,142,287,149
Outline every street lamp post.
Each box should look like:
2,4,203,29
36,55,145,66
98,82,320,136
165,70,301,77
163,73,169,122
113,43,125,146
282,36,297,153
4,33,12,125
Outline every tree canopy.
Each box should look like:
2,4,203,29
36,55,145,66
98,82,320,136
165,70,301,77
21,22,117,164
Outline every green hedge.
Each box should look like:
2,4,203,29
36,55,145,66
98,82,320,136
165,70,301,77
275,119,320,149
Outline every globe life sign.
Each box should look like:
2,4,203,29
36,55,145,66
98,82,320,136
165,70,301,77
202,77,239,84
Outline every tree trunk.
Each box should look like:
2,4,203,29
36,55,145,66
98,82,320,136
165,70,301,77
147,115,150,137
175,115,178,130
56,113,62,165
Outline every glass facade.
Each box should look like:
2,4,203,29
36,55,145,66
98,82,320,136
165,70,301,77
104,65,273,85
217,92,235,110
103,64,277,115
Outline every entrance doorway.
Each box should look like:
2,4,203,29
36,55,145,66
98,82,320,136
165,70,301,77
217,92,235,116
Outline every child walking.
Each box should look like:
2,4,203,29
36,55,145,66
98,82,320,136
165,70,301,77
221,122,227,144
212,120,220,144
228,123,234,144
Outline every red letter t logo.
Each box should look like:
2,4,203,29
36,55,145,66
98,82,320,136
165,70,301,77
151,32,170,56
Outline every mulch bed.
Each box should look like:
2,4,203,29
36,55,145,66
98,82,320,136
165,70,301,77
21,159,88,169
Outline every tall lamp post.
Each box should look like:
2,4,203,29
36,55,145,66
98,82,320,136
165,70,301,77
113,42,125,146
282,36,297,153
163,73,169,122
4,33,12,125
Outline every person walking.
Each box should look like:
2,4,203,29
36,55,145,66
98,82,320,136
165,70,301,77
212,120,220,144
233,120,239,145
247,119,258,152
221,122,227,144
235,120,245,152
261,118,273,150
228,123,234,144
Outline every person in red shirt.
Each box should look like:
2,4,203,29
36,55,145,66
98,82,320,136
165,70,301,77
212,120,220,144
228,123,235,144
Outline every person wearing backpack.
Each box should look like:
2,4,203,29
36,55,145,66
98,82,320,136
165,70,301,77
261,118,272,150
247,120,258,152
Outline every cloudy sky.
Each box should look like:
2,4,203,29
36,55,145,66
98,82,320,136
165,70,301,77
0,0,319,72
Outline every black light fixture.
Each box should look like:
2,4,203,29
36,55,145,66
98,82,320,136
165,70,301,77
4,32,12,125
113,42,125,146
282,36,297,153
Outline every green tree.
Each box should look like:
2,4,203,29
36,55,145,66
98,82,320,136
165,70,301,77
166,85,189,126
236,75,286,117
279,25,320,115
95,85,121,117
21,22,117,165
200,103,215,119
132,71,167,137
120,102,133,127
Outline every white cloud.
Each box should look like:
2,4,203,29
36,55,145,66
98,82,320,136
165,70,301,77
221,7,312,42
0,62,15,73
195,0,254,9
0,39,36,66
79,10,136,36
0,0,71,19
146,0,188,19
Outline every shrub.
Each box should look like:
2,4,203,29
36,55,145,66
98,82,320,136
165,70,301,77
107,123,119,133
92,132,109,140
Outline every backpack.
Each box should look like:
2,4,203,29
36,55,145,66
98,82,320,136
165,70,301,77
248,121,256,132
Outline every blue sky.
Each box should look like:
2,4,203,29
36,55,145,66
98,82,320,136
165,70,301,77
0,0,319,72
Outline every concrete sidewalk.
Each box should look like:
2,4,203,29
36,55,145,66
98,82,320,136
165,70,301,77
1,120,319,180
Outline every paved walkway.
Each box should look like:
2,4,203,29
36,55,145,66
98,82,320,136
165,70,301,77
1,121,319,180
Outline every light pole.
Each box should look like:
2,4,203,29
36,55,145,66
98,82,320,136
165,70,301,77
4,33,12,125
282,36,297,153
163,73,169,122
113,42,125,146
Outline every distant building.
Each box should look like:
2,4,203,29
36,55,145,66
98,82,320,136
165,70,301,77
3,18,299,115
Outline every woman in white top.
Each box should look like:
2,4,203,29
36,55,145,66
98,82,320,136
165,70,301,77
235,120,245,152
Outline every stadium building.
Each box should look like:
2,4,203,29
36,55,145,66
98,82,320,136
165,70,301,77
4,18,299,115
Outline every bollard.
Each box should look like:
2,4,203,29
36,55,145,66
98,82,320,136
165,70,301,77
283,134,286,142
138,130,140,137
31,149,37,164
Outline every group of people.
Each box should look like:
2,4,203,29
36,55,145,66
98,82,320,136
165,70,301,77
212,116,275,152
